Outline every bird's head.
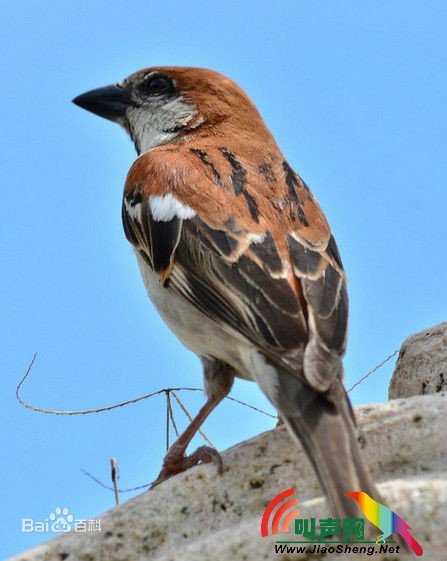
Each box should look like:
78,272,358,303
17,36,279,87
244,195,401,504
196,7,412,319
73,66,270,155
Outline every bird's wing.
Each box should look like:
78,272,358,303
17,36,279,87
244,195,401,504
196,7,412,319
122,144,348,391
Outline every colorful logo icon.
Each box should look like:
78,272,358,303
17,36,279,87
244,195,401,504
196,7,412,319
345,492,423,556
260,488,299,537
260,489,423,557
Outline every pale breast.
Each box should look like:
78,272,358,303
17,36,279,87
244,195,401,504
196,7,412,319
135,252,254,381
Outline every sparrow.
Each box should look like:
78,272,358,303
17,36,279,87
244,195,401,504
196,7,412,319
73,66,380,518
345,492,422,555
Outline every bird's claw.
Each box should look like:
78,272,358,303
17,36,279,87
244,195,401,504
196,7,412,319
150,445,223,489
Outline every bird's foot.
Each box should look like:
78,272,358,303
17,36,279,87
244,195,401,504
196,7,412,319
150,445,223,489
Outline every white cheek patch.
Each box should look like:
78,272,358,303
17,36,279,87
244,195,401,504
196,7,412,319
126,95,197,153
149,193,196,222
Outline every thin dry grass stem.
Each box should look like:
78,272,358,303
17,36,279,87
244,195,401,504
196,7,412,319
110,458,119,505
171,390,215,448
18,350,400,496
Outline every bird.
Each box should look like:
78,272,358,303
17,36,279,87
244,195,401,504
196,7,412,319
345,491,423,555
73,66,380,518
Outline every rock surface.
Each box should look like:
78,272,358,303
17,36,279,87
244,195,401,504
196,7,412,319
9,394,447,561
389,322,447,399
10,324,447,561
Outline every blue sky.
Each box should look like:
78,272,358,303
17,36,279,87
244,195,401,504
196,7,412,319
1,1,445,557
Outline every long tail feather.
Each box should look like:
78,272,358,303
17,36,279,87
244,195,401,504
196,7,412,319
268,367,380,520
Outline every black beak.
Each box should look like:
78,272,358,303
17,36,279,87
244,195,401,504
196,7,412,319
72,84,133,122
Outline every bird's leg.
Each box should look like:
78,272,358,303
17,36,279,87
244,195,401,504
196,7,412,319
151,396,223,487
150,358,235,488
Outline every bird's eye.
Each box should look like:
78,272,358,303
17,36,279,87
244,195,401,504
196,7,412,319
141,74,174,96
